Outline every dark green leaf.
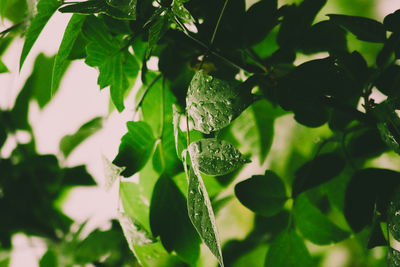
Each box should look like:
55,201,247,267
367,218,387,249
59,0,136,19
375,65,400,97
52,14,86,93
235,171,287,217
150,175,200,264
59,117,103,158
184,164,224,266
147,11,169,57
292,153,345,197
328,14,386,43
345,168,400,232
384,9,400,32
186,70,253,134
346,127,387,159
172,0,195,25
387,248,400,267
62,165,95,186
264,230,312,267
20,0,61,69
113,121,156,177
293,194,349,245
388,187,400,241
374,102,400,154
188,138,250,176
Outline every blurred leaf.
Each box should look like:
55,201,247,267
20,0,61,69
60,117,103,158
328,14,386,43
39,250,57,267
0,59,8,73
384,9,400,33
186,70,253,134
375,65,400,97
184,164,224,266
102,156,123,190
113,121,155,177
0,257,10,267
292,152,345,197
52,14,86,93
188,138,250,176
294,194,349,245
264,230,312,267
346,127,388,159
172,0,195,26
367,218,386,249
1,0,27,23
62,165,95,186
235,171,288,217
229,99,275,164
150,175,200,264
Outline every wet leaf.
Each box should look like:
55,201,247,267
235,171,288,217
387,248,400,267
264,230,312,267
188,138,250,176
113,121,156,177
186,70,252,134
184,162,224,267
328,14,386,43
294,194,349,245
388,187,400,241
118,212,156,246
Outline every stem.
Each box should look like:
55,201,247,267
174,16,254,74
210,0,229,45
186,112,190,147
134,74,162,114
158,77,165,139
0,22,22,38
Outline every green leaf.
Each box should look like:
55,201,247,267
384,10,400,33
292,152,345,197
173,104,187,160
328,14,386,43
172,0,195,25
264,230,312,267
118,212,156,246
374,101,400,154
147,12,169,57
52,14,86,93
59,117,103,158
186,70,253,134
235,171,288,217
184,163,224,267
0,59,8,73
188,138,250,176
150,175,200,264
113,121,156,177
344,168,400,232
229,99,275,164
59,0,136,20
293,194,349,245
388,187,400,241
20,0,61,69
387,247,400,267
39,250,57,267
367,217,387,249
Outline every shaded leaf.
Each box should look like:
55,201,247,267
184,163,224,267
150,175,200,264
264,230,312,267
388,187,400,241
39,250,57,267
59,117,103,158
62,165,95,186
147,11,169,57
52,14,86,93
367,218,387,249
0,59,8,73
188,138,250,176
186,70,253,134
384,9,400,33
235,171,287,217
294,194,349,245
328,14,386,43
20,0,61,69
113,121,156,177
292,152,345,197
172,0,195,26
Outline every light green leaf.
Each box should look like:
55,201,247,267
186,70,252,134
173,104,186,160
293,194,349,245
235,171,288,217
265,230,312,267
230,99,275,164
188,138,250,176
52,14,86,93
20,0,61,69
113,121,156,177
118,212,156,246
172,0,195,26
184,159,224,267
59,117,103,158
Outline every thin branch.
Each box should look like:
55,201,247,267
133,74,162,114
210,0,229,45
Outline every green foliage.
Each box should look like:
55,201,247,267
4,0,400,266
